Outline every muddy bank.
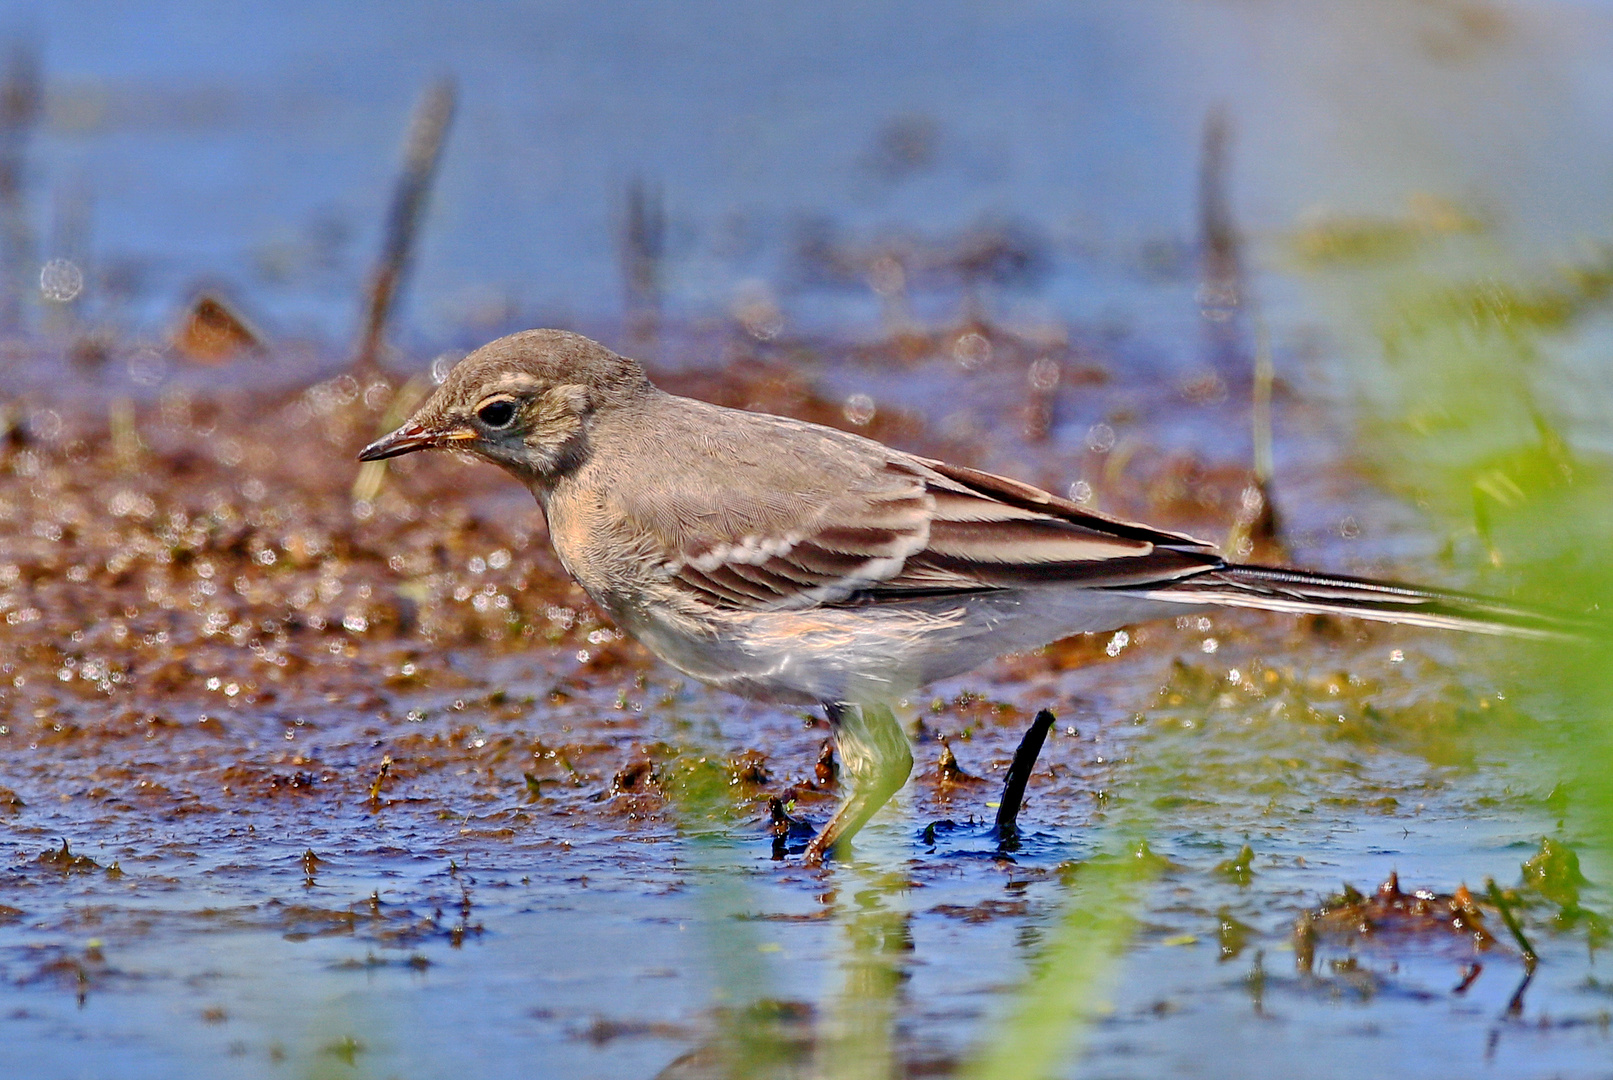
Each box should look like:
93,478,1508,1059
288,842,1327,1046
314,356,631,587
0,326,1604,1078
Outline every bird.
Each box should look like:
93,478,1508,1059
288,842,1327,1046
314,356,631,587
360,329,1586,862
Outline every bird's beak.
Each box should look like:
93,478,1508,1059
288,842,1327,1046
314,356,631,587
358,422,474,461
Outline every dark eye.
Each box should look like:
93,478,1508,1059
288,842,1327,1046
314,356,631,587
476,398,517,428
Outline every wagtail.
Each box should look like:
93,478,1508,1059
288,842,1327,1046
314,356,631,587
361,330,1583,861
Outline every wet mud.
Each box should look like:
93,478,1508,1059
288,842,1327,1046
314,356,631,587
0,323,1606,1078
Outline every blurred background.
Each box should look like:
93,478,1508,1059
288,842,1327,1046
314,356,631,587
7,1,1612,370
3,3,1613,1079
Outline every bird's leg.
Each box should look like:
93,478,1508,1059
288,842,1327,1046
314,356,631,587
803,701,914,864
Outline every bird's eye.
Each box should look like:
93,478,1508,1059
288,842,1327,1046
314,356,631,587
476,398,517,428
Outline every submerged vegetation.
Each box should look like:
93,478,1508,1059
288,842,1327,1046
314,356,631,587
1352,240,1613,916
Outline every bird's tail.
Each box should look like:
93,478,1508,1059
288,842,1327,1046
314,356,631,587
1142,563,1596,641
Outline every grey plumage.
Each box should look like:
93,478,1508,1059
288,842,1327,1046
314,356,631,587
361,329,1586,860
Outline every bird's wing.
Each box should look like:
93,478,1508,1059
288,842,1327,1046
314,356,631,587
614,412,1220,611
606,403,1593,639
887,457,1220,596
645,454,938,609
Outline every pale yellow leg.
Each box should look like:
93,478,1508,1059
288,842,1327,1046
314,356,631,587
803,702,914,864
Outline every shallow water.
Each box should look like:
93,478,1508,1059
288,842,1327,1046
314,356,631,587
2,3,1613,1078
0,332,1605,1078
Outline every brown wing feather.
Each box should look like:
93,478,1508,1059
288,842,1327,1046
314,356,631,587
610,400,1221,612
873,460,1218,593
653,457,1220,609
653,458,937,609
914,458,1213,550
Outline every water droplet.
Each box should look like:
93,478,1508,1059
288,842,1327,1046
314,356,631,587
1196,281,1238,321
126,348,169,387
40,258,83,303
1027,357,1061,391
843,393,876,426
867,255,905,297
952,332,991,370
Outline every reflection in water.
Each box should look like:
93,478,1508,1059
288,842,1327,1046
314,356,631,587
815,870,910,1080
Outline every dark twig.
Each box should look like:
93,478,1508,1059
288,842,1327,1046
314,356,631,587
351,77,456,377
1484,877,1537,965
1198,106,1238,296
0,42,41,333
1484,877,1537,1018
45,177,91,340
1200,106,1282,557
1503,965,1535,1018
620,175,664,348
1452,962,1483,995
1201,106,1282,559
1251,320,1275,492
1239,318,1282,550
993,709,1056,849
1196,104,1242,378
366,755,392,804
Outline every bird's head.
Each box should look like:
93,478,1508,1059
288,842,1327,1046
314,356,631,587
358,329,650,484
